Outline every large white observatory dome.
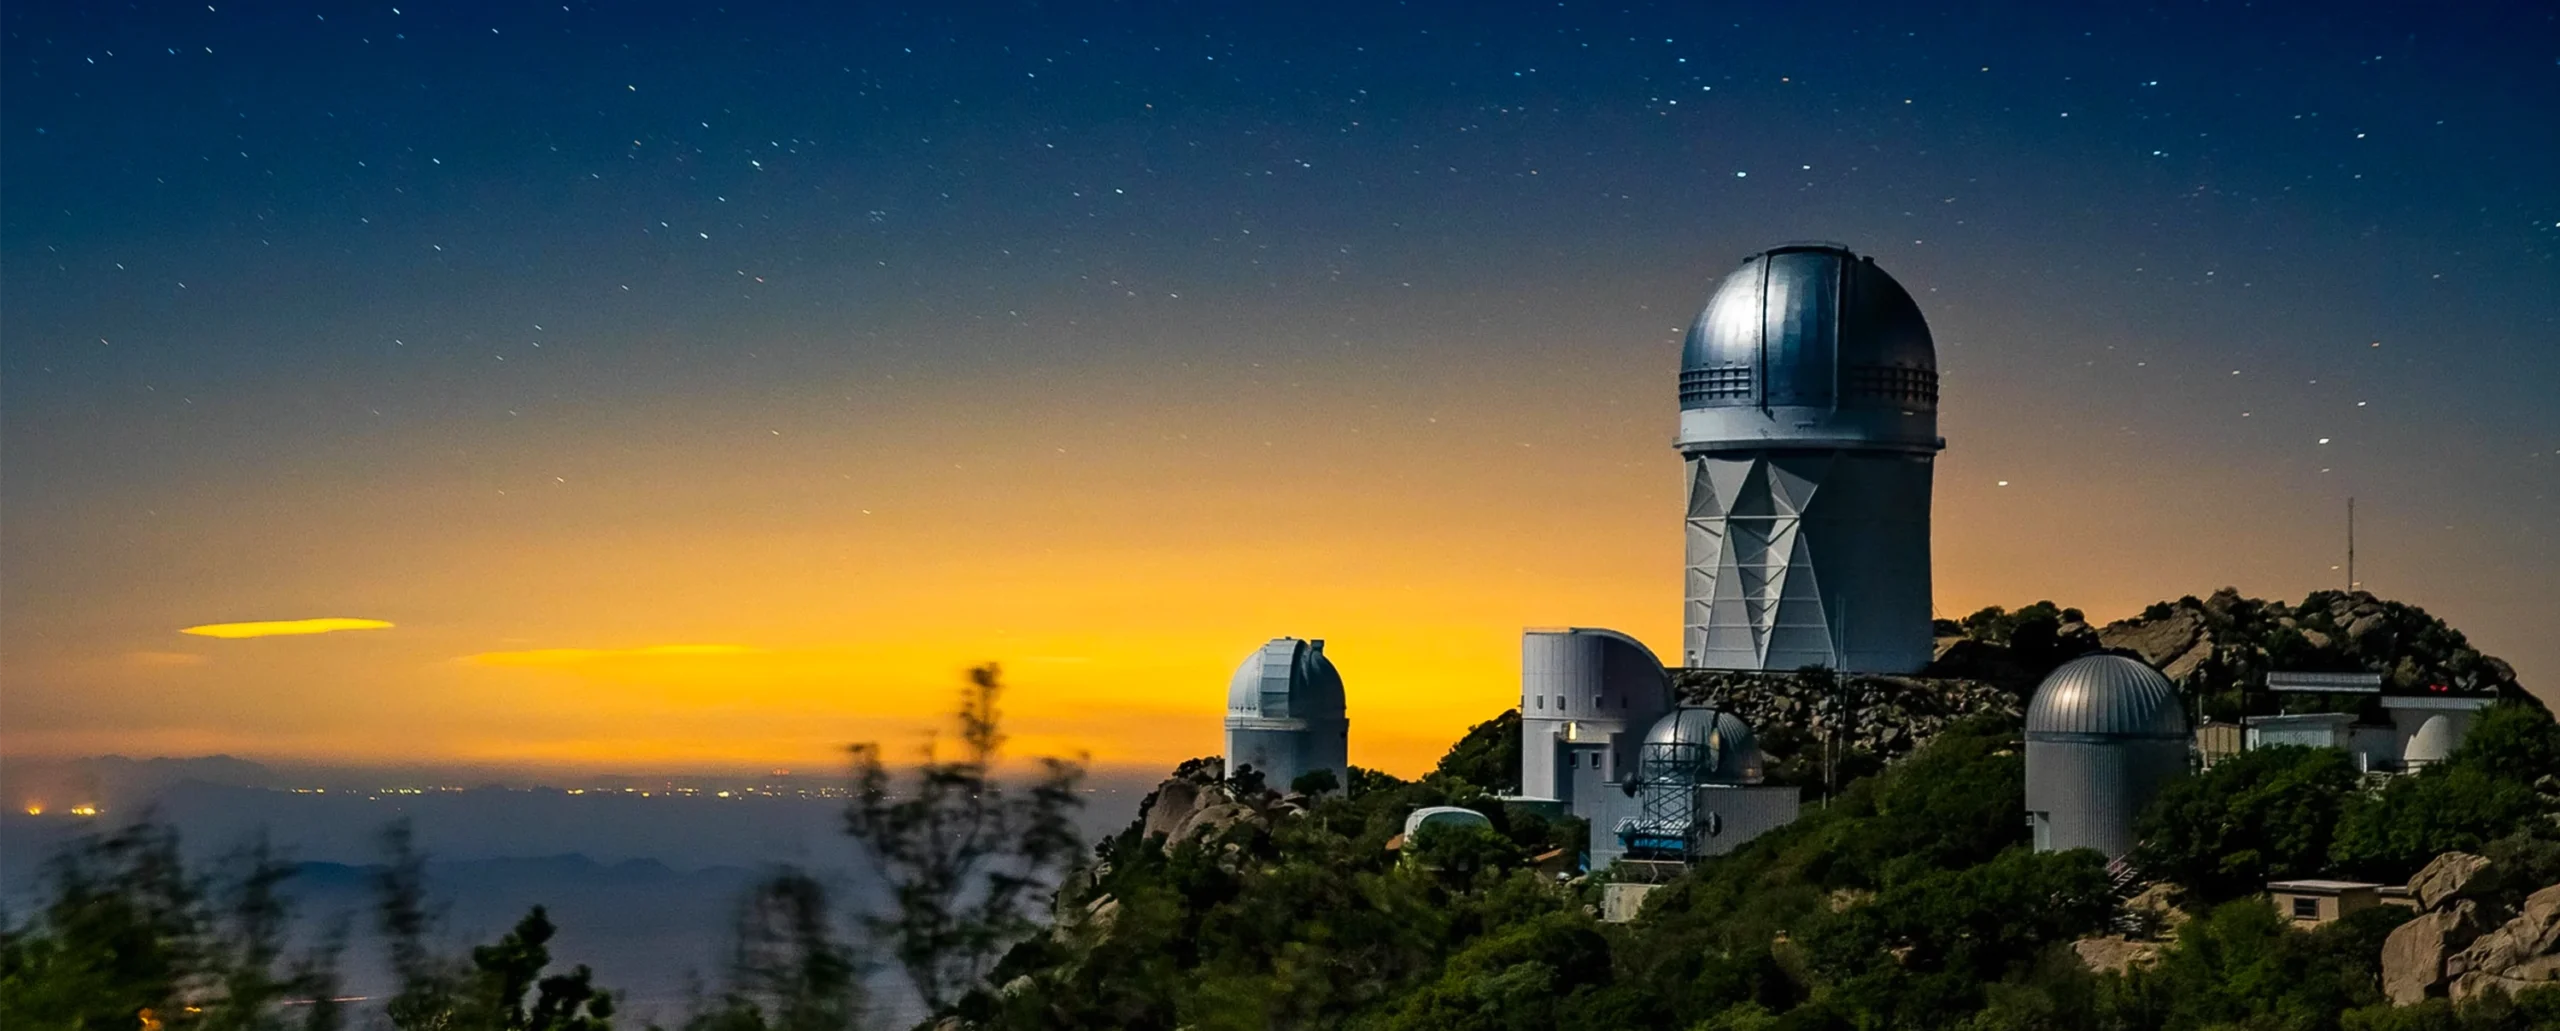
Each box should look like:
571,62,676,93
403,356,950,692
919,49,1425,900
1227,637,1345,721
1223,637,1349,794
2025,654,2191,858
1677,243,1939,451
1674,244,1944,675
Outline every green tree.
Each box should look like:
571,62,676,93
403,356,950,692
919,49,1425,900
459,908,614,1031
0,825,341,1031
375,822,615,1031
1433,710,1522,794
1376,911,1611,1031
1406,820,1519,882
1288,768,1341,797
2093,899,2408,1030
2132,745,2361,901
2331,767,2549,880
2446,702,2560,785
2331,703,2559,879
1801,848,2115,1027
844,664,1088,1015
681,871,864,1031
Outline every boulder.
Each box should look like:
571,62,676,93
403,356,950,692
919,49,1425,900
2382,901,2487,1005
2449,883,2560,1003
2098,609,2217,682
1168,801,1258,847
2204,587,2244,619
2073,936,2167,975
2123,882,2191,935
2345,613,2393,654
1141,778,1210,842
2411,852,2493,911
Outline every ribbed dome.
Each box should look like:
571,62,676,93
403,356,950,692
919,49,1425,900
1226,638,1345,722
1680,244,1937,412
1639,706,1764,783
2026,655,2187,740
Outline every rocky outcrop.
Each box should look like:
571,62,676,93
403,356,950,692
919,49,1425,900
1141,777,1212,841
2094,589,2533,706
1134,761,1271,851
2449,883,2560,1003
2099,607,2214,684
1166,801,1258,847
2384,901,2489,1005
2123,882,2192,937
1672,669,2021,771
2381,852,2499,1004
2073,936,2167,975
2411,852,2492,911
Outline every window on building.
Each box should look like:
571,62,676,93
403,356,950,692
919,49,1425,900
1534,697,1543,710
2291,897,2320,921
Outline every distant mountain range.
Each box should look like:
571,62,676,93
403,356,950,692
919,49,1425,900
2,754,282,811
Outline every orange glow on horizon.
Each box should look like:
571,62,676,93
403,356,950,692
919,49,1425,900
6,357,2546,781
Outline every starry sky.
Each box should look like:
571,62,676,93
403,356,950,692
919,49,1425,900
4,1,2555,778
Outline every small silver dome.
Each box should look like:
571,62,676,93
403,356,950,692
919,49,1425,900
1680,244,1937,413
1401,805,1492,842
1639,706,1764,783
2026,655,2187,740
1227,637,1345,722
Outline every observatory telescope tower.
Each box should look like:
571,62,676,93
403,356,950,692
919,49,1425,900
1677,243,1944,673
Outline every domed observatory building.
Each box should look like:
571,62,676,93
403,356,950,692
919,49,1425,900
1518,628,1676,805
1677,244,1944,673
1224,637,1349,794
2025,654,2192,857
1611,707,1799,866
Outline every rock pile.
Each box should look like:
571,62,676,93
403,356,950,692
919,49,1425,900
1135,760,1273,849
2383,853,2494,1005
2380,850,2560,1004
1673,668,2021,768
2096,588,2529,702
2448,884,2560,1002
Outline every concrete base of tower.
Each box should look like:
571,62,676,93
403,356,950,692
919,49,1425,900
1681,447,1935,674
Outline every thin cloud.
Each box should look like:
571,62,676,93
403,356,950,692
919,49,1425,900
180,618,394,639
461,644,767,667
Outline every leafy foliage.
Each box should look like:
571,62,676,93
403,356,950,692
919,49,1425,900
843,663,1088,1014
678,871,865,1031
1431,710,1522,795
374,822,615,1030
2133,745,2365,902
0,826,342,1031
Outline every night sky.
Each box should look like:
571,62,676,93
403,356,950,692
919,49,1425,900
5,2,2556,776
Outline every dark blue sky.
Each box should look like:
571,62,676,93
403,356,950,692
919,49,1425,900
4,1,2555,767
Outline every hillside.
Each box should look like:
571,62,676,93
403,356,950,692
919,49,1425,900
959,590,2558,1030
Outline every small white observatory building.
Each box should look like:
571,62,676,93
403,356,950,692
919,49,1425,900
1223,637,1349,794
1615,706,1799,865
2025,654,2191,858
1518,628,1675,803
1514,628,1796,866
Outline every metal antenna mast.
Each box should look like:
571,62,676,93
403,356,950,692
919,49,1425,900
2347,497,2357,593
